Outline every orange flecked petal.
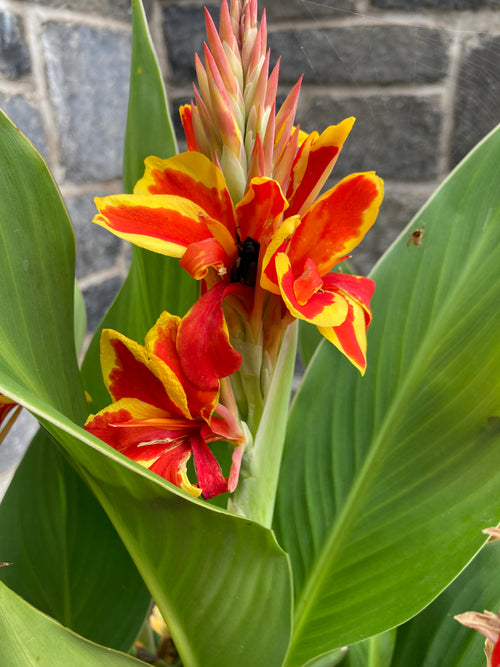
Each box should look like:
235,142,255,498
93,194,213,258
85,398,202,497
177,283,242,391
191,434,228,499
260,215,301,293
100,329,191,418
293,258,323,305
235,177,288,243
134,152,236,231
317,297,370,375
275,253,349,327
145,312,220,421
288,172,384,276
180,237,229,280
286,118,355,218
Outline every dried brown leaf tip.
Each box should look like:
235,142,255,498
455,609,500,667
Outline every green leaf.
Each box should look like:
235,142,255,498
81,0,197,411
0,428,150,652
0,579,144,666
342,633,395,667
0,376,293,667
275,123,500,667
123,0,178,194
0,109,150,649
390,541,500,667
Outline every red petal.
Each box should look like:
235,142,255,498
492,636,500,667
190,435,228,499
235,177,288,243
288,172,383,276
177,283,242,391
179,104,198,151
136,153,236,232
179,237,230,280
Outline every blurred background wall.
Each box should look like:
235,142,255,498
0,0,499,486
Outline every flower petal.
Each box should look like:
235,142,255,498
0,394,18,428
275,253,349,327
134,152,236,230
288,172,384,276
100,329,191,418
190,434,228,499
235,177,288,243
85,398,202,497
180,237,229,280
177,283,242,391
145,311,219,420
260,214,301,293
317,286,374,375
286,118,355,217
94,194,213,257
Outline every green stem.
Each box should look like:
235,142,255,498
229,321,298,527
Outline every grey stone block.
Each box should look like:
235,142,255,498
0,11,31,79
372,0,499,9
0,92,49,160
351,186,430,274
83,275,124,332
41,21,131,183
163,4,221,84
300,94,443,181
268,25,450,85
14,0,153,20
263,0,356,20
65,193,123,279
452,33,500,167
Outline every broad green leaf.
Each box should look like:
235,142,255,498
74,281,87,355
275,123,500,667
342,633,395,667
0,109,150,649
0,428,150,652
0,579,144,666
390,541,500,667
123,0,177,194
0,375,293,667
81,0,197,410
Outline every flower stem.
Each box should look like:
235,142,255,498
228,320,297,527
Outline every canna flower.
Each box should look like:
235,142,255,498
94,145,382,374
85,288,244,499
455,609,500,667
93,0,383,375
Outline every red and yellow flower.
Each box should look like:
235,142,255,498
85,289,244,499
94,141,382,374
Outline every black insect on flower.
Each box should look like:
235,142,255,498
230,229,260,286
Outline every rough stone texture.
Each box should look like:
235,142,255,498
372,0,500,9
351,187,430,274
263,0,356,20
14,0,148,20
83,276,124,331
163,4,219,83
41,21,131,183
452,32,500,167
0,11,31,80
65,193,123,279
0,92,49,160
269,26,451,85
300,95,443,181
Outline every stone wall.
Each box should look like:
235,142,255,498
1,0,500,331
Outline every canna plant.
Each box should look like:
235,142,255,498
0,1,499,666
